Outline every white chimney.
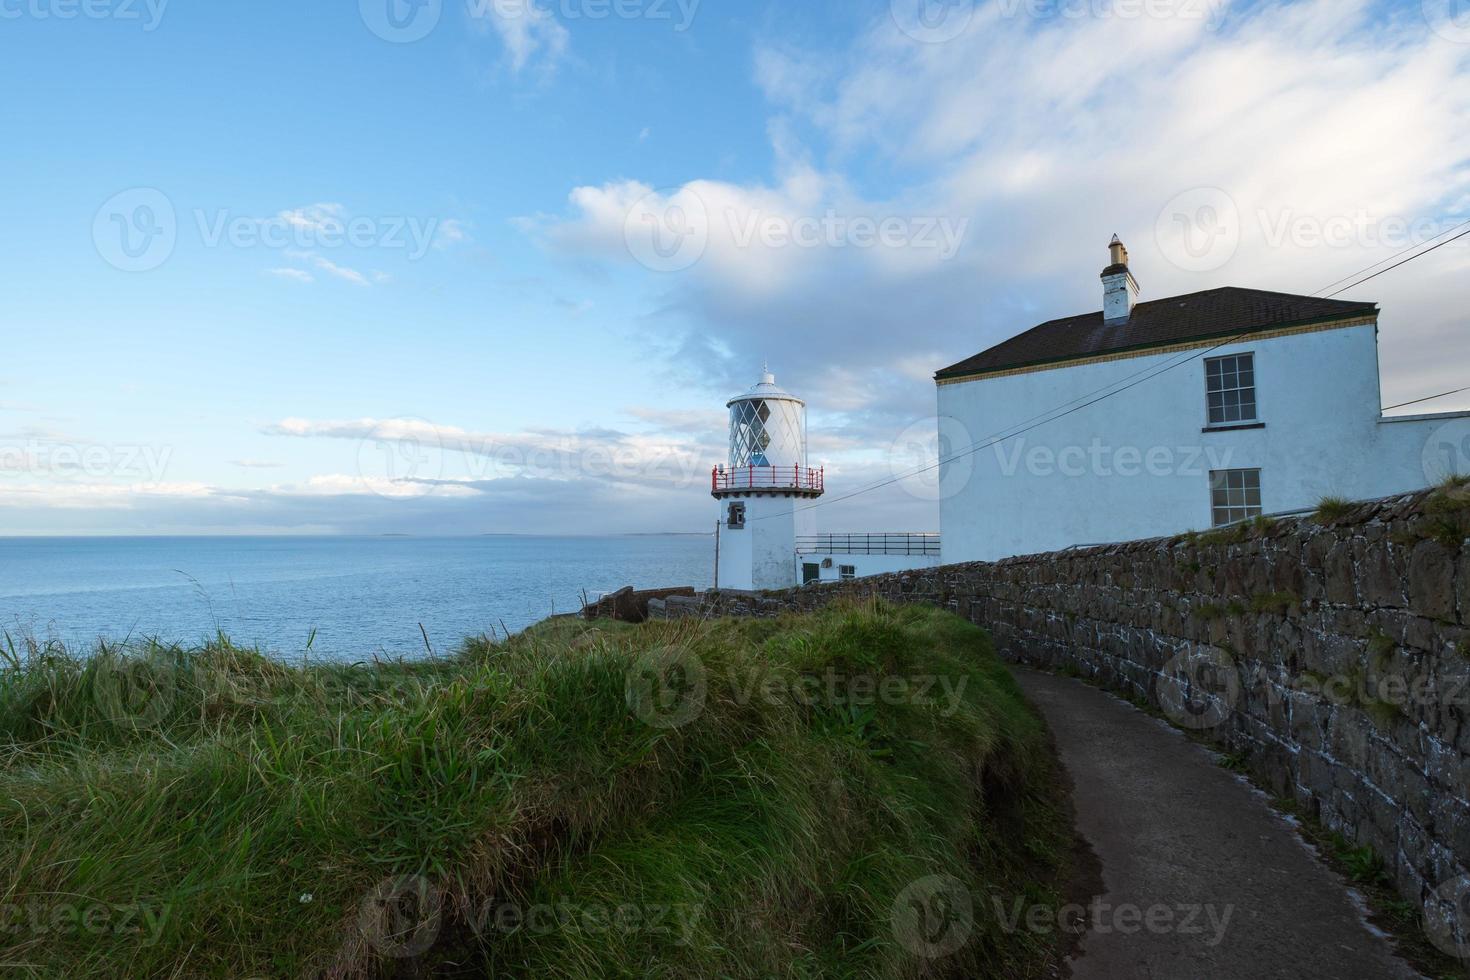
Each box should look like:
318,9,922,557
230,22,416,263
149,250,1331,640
1101,234,1140,325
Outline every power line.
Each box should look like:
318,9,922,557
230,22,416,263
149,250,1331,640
748,209,1466,523
1324,224,1470,297
1313,217,1470,297
1383,385,1470,413
768,336,1220,514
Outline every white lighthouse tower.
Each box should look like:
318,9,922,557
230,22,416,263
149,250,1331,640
713,368,824,591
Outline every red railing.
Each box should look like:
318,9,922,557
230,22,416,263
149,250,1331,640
712,465,824,494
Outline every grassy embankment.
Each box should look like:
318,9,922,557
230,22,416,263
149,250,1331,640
0,600,1070,978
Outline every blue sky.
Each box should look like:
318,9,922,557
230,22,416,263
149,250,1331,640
1,0,1468,534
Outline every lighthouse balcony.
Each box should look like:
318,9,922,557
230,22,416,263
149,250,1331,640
711,464,824,496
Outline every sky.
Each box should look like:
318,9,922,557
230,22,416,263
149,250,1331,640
0,0,1468,535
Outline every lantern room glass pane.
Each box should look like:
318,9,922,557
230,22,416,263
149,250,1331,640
730,399,775,468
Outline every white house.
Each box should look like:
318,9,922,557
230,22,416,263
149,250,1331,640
936,237,1470,563
713,370,941,591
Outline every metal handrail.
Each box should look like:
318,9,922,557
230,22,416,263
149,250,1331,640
712,465,824,493
796,533,941,556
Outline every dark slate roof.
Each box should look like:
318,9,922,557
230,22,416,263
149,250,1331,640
935,287,1378,381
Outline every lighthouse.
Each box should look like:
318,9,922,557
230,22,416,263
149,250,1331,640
712,368,824,591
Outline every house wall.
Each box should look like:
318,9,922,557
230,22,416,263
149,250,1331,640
797,552,942,584
937,321,1466,564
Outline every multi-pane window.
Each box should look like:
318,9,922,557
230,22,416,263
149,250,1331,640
1205,353,1257,426
1210,469,1262,527
839,565,856,581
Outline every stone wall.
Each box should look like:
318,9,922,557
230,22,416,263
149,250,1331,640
658,489,1470,910
582,586,696,624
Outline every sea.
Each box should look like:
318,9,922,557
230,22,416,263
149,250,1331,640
0,535,714,661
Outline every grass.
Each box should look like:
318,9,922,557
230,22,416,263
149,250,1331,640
1181,515,1278,549
1402,476,1470,550
0,600,1069,979
1313,496,1356,523
1249,592,1300,615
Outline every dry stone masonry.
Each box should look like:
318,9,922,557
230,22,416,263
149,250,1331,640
658,489,1470,913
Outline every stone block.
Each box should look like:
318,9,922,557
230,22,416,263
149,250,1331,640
1410,540,1457,622
1355,535,1406,608
1324,537,1357,606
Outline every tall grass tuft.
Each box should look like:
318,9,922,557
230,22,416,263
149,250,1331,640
0,602,1067,978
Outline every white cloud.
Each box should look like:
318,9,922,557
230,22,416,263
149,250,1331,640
435,218,471,248
275,203,346,235
471,0,570,74
0,480,215,510
285,250,372,287
263,414,721,491
267,268,314,284
534,1,1470,422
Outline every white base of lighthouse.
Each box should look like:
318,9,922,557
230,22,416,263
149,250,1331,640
717,493,817,592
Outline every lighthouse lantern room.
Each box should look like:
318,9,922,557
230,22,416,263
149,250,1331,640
713,369,824,591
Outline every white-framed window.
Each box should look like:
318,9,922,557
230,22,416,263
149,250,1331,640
1205,353,1257,426
839,565,856,581
726,502,746,529
1210,468,1263,526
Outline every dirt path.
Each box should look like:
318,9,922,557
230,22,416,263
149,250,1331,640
1013,667,1421,980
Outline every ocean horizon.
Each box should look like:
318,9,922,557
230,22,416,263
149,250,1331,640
0,534,715,660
